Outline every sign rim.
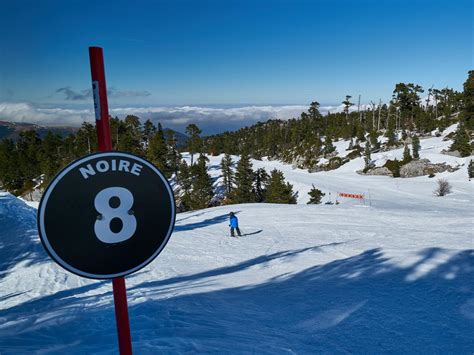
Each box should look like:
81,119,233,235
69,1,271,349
37,151,176,279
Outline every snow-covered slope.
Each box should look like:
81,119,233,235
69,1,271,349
185,124,473,209
1,186,473,353
1,124,473,354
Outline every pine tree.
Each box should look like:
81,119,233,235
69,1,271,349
165,130,181,179
178,160,193,210
119,115,143,155
232,153,254,203
385,127,397,148
265,169,296,204
324,135,336,156
147,123,169,172
462,70,474,130
369,130,380,151
189,155,213,209
342,95,354,120
392,83,424,129
412,135,421,159
221,153,234,197
253,168,269,202
364,140,372,169
450,124,472,157
0,139,22,192
307,185,325,204
185,124,202,165
39,132,63,185
356,124,366,142
403,144,412,163
75,122,97,155
142,119,156,147
17,130,41,191
468,160,474,180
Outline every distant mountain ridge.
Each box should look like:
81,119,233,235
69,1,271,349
0,121,188,146
0,121,78,140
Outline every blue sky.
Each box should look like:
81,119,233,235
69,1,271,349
0,0,472,132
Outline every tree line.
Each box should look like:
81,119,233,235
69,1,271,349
0,114,297,209
0,116,181,196
203,74,473,168
0,73,472,209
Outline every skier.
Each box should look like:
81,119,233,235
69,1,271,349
229,212,241,237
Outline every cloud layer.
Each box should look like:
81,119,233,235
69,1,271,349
0,102,92,126
0,102,361,134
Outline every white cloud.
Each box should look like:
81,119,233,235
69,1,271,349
109,105,309,124
0,102,357,133
0,102,93,126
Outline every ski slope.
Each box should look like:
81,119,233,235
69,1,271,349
185,124,473,210
1,125,473,354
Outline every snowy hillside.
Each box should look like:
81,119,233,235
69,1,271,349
184,124,473,208
1,124,473,354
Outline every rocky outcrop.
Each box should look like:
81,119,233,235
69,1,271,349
440,149,462,157
291,156,308,170
308,165,325,173
399,159,429,178
400,159,458,178
367,167,392,176
20,187,44,202
357,167,392,176
359,159,459,178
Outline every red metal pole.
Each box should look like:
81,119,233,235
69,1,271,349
112,278,132,355
89,46,133,355
89,47,113,151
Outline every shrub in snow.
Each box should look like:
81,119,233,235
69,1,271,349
434,178,452,197
307,185,325,204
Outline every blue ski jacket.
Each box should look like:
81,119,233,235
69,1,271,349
229,215,239,228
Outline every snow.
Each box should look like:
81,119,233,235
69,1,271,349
184,124,472,208
0,125,473,354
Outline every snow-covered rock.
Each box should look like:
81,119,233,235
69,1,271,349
400,159,458,178
441,149,462,157
399,159,431,177
363,166,392,176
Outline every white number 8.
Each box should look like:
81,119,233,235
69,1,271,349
94,187,137,243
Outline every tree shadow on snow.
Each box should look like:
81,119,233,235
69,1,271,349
0,195,49,281
130,242,345,293
174,211,240,232
1,246,473,354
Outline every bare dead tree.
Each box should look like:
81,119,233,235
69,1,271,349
386,108,390,130
426,85,434,120
358,94,362,123
370,101,376,130
433,88,439,120
377,99,382,131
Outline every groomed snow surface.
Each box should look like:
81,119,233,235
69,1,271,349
1,125,473,354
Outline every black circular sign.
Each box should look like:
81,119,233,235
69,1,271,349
38,152,176,279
